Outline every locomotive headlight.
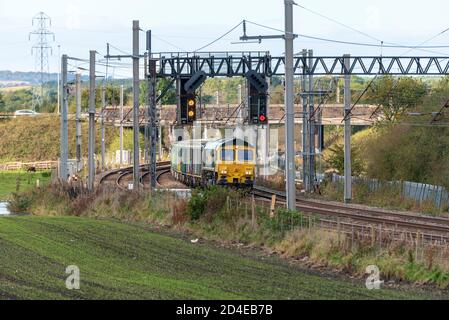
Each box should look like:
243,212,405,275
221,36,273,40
246,171,252,176
221,170,228,175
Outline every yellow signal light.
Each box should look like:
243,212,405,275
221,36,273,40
188,111,195,118
188,99,195,107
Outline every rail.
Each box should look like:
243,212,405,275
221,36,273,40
99,162,171,190
252,185,449,240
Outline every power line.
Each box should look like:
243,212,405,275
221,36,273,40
297,34,449,50
244,20,291,36
369,27,449,120
155,34,235,41
294,4,449,56
194,21,243,52
295,3,383,43
245,20,449,52
400,27,449,56
153,34,187,52
108,43,131,56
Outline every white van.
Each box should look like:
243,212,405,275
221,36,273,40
14,110,39,118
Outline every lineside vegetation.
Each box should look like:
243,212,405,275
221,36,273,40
9,183,449,289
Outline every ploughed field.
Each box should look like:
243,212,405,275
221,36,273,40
0,216,443,300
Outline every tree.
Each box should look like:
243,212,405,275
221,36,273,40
421,76,449,114
139,79,177,106
201,78,244,105
366,76,427,123
81,84,129,111
325,143,364,176
2,89,33,112
270,85,284,104
156,78,176,105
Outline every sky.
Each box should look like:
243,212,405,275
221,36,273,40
2,0,449,77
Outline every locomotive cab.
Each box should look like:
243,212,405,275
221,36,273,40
209,139,256,188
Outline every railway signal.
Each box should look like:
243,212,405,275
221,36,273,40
187,95,197,122
246,71,269,125
246,70,269,92
184,71,207,93
178,77,198,125
176,71,207,125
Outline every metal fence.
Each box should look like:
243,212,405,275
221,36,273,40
0,161,58,171
331,174,449,210
238,196,449,266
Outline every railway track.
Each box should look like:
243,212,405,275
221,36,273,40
140,167,172,187
253,185,449,237
99,162,171,190
155,169,172,186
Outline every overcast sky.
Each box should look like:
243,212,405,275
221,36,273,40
2,0,449,76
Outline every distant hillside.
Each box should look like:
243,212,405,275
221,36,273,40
0,71,58,85
0,71,91,86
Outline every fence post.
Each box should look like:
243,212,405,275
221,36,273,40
416,231,420,262
422,233,425,262
351,224,355,252
252,195,256,229
337,218,341,244
270,195,277,219
438,187,443,210
379,224,383,248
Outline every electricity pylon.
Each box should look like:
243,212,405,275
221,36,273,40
29,12,55,111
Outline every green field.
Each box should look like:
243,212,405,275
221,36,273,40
0,216,442,300
0,171,51,200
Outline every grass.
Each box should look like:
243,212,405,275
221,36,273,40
10,184,449,291
274,228,449,288
0,215,442,300
0,86,32,93
0,116,116,163
0,171,51,200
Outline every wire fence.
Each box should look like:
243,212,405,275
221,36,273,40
227,196,449,267
331,174,449,210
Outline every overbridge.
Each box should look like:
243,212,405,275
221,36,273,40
102,104,378,127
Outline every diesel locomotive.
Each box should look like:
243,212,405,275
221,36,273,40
171,138,256,188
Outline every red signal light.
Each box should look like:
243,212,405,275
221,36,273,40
259,115,267,123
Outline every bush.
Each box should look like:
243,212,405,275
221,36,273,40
186,186,245,222
257,175,287,192
187,189,207,221
41,172,51,178
262,209,317,240
8,192,33,213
